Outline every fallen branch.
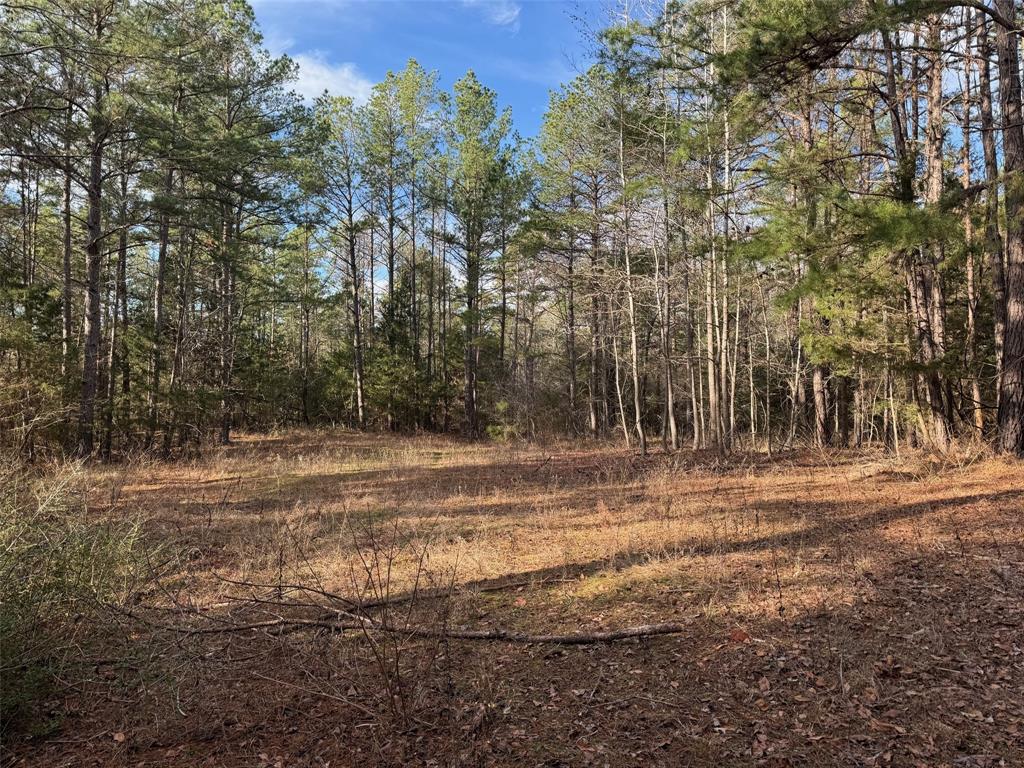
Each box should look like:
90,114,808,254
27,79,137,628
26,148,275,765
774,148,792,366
396,621,690,645
156,614,690,645
209,572,575,615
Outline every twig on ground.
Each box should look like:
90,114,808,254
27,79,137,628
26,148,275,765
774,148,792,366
145,612,690,645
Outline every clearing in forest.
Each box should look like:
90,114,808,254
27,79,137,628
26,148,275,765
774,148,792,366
9,431,1024,767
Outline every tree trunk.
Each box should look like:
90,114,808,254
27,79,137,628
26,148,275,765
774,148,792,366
464,241,480,436
611,318,631,449
61,128,73,384
76,84,106,458
812,362,829,448
588,188,602,438
976,11,1005,417
994,0,1024,455
566,239,578,433
218,211,234,445
146,168,173,447
923,16,951,451
961,30,984,435
349,204,366,427
102,217,126,460
623,212,646,456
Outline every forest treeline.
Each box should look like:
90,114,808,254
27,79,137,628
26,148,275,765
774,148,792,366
1,0,1022,457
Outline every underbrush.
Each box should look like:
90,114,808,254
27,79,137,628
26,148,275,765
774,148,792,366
0,456,143,736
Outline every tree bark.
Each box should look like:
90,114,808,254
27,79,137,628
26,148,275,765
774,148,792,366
961,26,984,435
61,125,73,384
994,0,1024,454
146,167,174,447
218,210,235,445
464,240,480,436
349,199,366,427
976,11,1005,416
812,362,829,448
76,81,107,458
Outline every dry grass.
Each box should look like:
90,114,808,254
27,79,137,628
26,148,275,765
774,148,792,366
5,429,1023,767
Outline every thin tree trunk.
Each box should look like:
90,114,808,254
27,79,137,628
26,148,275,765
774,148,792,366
349,203,366,427
611,318,631,449
976,11,1005,416
102,214,126,460
61,127,73,383
464,240,480,436
961,31,984,435
218,210,234,445
623,212,645,455
146,168,173,447
164,227,191,456
588,188,602,438
77,82,106,458
567,243,578,432
812,358,829,448
706,246,720,451
751,278,771,454
994,0,1024,454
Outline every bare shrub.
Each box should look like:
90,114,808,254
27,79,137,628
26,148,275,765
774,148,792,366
0,456,142,734
342,510,457,726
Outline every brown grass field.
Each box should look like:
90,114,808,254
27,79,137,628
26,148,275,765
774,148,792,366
6,430,1024,767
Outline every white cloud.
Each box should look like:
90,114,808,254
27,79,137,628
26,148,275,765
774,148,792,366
289,51,374,104
262,30,295,58
462,0,522,32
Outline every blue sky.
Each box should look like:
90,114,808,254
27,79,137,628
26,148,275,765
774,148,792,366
251,0,603,137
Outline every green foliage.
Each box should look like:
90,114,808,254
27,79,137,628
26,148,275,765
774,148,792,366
485,401,520,441
845,198,963,255
4,0,1008,455
0,461,142,734
714,0,864,87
